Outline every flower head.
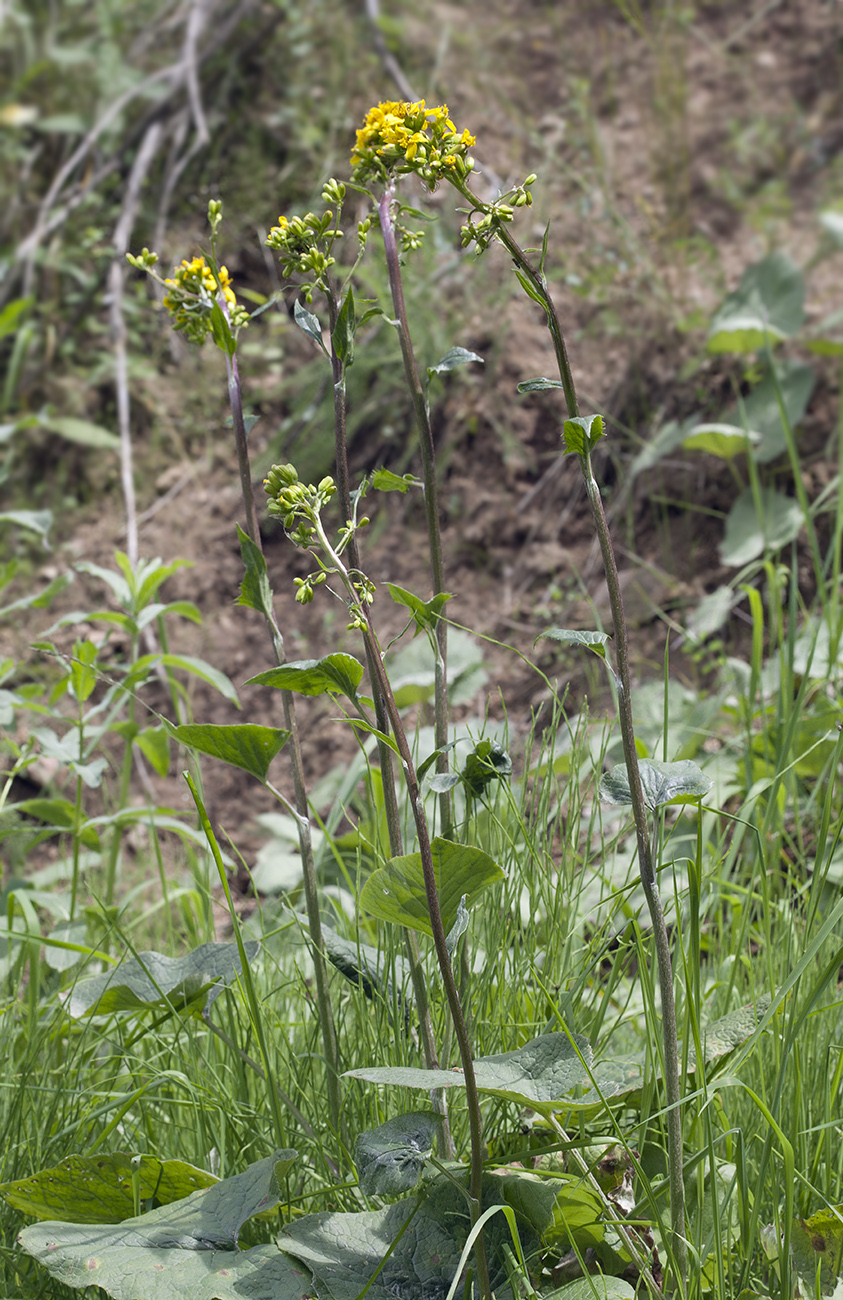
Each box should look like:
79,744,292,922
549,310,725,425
350,99,475,188
162,255,248,344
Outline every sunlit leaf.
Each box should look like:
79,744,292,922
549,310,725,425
170,723,289,781
599,758,712,808
707,252,804,352
63,941,260,1019
359,837,504,938
246,653,363,701
0,1154,218,1223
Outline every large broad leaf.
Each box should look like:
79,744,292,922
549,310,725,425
707,252,805,352
719,486,804,566
63,941,260,1019
600,758,712,809
681,423,760,459
358,837,504,938
791,1206,843,1297
246,653,364,701
281,1172,532,1300
542,1280,637,1300
732,359,814,463
322,925,409,1012
170,723,289,781
345,1032,593,1112
0,1154,217,1223
354,1112,438,1196
18,1153,305,1300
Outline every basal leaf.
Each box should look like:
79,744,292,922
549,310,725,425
719,486,804,566
63,941,260,1019
354,1112,438,1196
599,758,712,809
792,1206,843,1296
358,837,504,938
246,653,364,701
682,423,760,458
542,1278,637,1300
0,1154,217,1223
707,251,805,353
170,723,289,781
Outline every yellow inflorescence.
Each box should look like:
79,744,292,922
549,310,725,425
350,99,475,184
162,255,247,343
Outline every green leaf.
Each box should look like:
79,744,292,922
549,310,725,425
371,468,422,493
681,423,760,458
517,377,565,393
359,837,505,938
427,346,483,380
294,298,327,353
346,1032,593,1112
599,758,712,809
562,414,605,455
461,740,512,798
791,1207,843,1296
38,415,120,449
730,359,815,463
707,251,805,352
63,940,260,1019
0,295,33,340
321,924,410,1010
0,1154,218,1223
0,509,52,546
386,583,452,635
685,586,735,643
536,628,611,659
128,653,239,704
16,798,100,850
170,723,289,781
282,1171,533,1300
629,415,697,480
247,653,364,701
44,920,89,972
542,1279,637,1300
513,265,550,313
719,486,804,566
0,568,70,618
332,285,355,366
209,300,236,358
236,524,275,619
135,725,171,777
18,1153,304,1300
346,718,400,755
354,1112,437,1196
445,895,469,956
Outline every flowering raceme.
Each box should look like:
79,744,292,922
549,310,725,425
350,99,475,187
162,255,249,343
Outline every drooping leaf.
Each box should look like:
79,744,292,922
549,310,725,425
0,509,53,546
359,837,504,938
354,1112,438,1196
719,486,804,566
18,1153,304,1300
707,251,805,352
38,415,120,449
294,298,327,352
386,583,452,635
536,628,611,659
44,920,88,972
599,758,712,809
170,723,289,781
236,524,275,620
246,653,364,701
345,1032,593,1112
371,468,422,493
427,346,483,380
445,895,470,957
63,941,260,1019
733,359,815,463
562,414,606,455
321,924,409,1011
0,1154,218,1223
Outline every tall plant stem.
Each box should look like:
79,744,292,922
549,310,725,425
491,220,687,1291
326,287,453,1155
378,188,453,840
312,519,491,1300
224,344,344,1139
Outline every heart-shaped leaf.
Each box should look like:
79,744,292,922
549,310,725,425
354,1112,438,1196
359,837,504,938
63,941,260,1019
719,486,804,566
707,251,805,352
599,758,712,809
246,653,364,701
169,723,289,781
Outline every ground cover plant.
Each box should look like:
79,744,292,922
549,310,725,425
2,80,843,1300
2,9,843,1300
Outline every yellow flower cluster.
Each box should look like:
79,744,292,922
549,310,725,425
162,255,248,343
350,99,475,186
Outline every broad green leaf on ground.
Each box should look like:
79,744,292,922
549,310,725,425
281,1173,532,1300
44,919,88,971
791,1206,843,1296
685,586,736,643
385,628,487,709
354,1112,438,1196
345,1032,593,1112
536,628,611,658
236,524,275,620
169,723,289,781
728,359,814,463
0,1154,217,1223
322,925,409,1011
386,583,452,635
63,941,260,1019
359,837,504,938
427,346,484,378
542,1278,637,1300
600,758,712,809
18,1153,302,1300
246,653,364,701
681,423,760,458
488,1167,565,1237
720,486,804,566
707,251,805,352
38,414,120,449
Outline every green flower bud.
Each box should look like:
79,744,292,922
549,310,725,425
525,173,537,185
